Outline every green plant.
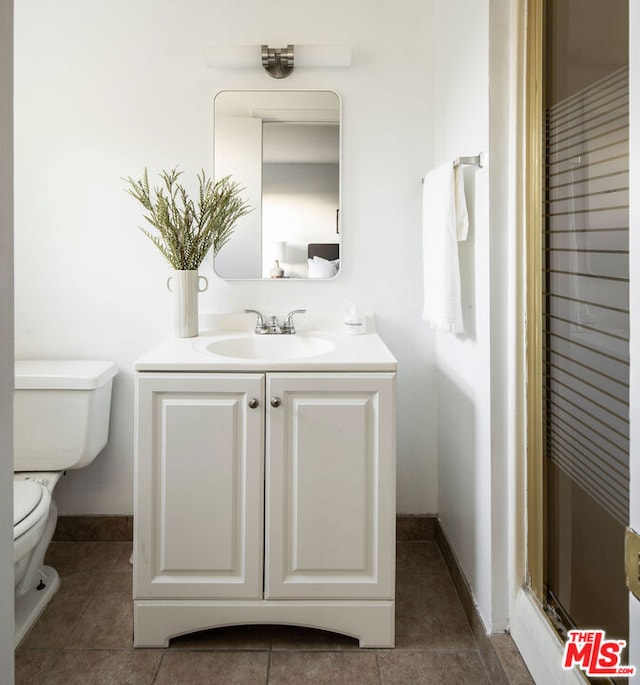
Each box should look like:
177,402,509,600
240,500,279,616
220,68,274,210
124,167,251,270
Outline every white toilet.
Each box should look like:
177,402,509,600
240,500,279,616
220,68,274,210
13,359,117,645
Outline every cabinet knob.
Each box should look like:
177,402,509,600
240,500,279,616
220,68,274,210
248,398,259,409
270,397,281,408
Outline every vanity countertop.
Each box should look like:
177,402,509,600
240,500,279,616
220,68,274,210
135,313,397,373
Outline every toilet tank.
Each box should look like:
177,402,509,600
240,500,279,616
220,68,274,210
14,360,118,472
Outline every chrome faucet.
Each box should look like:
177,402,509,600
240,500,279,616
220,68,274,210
267,316,282,334
244,309,268,334
244,309,306,334
281,309,306,334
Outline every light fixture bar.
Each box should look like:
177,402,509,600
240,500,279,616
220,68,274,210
204,44,352,79
295,45,352,68
204,45,258,68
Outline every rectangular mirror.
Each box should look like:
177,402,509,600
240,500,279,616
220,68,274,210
213,90,341,279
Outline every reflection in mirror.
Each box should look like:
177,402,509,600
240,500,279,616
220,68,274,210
213,90,340,279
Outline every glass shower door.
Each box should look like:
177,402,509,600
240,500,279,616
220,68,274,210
543,0,629,664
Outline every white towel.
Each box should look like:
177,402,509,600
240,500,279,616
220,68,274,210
421,162,469,334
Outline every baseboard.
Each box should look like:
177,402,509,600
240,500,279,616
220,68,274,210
435,520,535,685
395,513,437,541
54,513,438,544
52,515,133,542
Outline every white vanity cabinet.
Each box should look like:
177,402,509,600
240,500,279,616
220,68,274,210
134,373,265,600
265,373,395,601
133,369,396,648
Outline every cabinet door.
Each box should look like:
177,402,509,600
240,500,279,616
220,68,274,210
134,373,264,599
265,372,396,600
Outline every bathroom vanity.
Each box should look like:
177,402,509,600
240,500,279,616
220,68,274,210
133,314,397,648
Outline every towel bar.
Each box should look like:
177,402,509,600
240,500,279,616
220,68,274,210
421,153,484,183
453,153,483,168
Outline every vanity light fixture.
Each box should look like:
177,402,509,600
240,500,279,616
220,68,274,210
262,45,294,79
204,44,352,79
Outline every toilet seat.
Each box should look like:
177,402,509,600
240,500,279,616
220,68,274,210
13,478,50,541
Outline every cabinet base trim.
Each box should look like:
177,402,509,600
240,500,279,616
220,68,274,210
133,599,395,649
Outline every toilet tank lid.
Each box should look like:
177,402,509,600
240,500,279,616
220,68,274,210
15,360,118,390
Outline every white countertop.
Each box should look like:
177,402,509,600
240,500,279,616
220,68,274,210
134,312,397,373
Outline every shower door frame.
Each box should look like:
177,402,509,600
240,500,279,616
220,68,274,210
524,0,637,667
525,0,545,606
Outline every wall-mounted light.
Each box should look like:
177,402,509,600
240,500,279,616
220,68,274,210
262,45,294,79
204,44,352,79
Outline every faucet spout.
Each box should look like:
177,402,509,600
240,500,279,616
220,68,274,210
267,316,282,334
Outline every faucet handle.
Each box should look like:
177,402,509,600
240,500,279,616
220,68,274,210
244,309,268,334
282,309,306,334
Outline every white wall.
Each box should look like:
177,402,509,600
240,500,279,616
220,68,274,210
13,0,438,516
0,0,14,680
432,0,511,632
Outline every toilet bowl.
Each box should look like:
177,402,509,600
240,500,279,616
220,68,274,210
13,360,117,645
14,477,52,573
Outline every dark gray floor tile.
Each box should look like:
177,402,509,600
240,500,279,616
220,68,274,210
14,648,60,685
396,542,448,577
378,650,490,684
269,651,381,685
16,539,527,685
67,572,133,649
16,648,161,685
19,570,103,648
154,650,269,685
395,574,476,650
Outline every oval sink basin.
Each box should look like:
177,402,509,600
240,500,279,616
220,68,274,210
200,334,336,361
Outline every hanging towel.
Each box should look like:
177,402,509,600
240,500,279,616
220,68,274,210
421,162,469,334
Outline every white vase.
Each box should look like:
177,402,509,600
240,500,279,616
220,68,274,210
166,270,208,338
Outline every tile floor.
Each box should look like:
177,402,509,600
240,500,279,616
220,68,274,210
15,540,493,684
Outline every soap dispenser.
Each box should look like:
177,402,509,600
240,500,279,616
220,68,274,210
269,260,284,278
343,304,366,335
